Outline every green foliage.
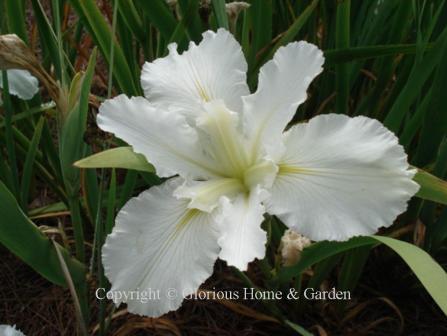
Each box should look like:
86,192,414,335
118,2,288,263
212,0,230,29
20,116,44,209
0,180,85,287
279,235,447,315
68,0,139,95
75,146,155,173
60,49,97,195
5,0,28,43
335,0,350,114
414,168,447,205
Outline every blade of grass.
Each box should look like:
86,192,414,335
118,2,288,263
51,0,68,89
400,90,431,149
414,31,447,167
41,120,65,185
53,240,89,335
20,116,44,210
422,139,447,243
247,0,272,75
68,18,85,66
324,43,433,64
33,0,73,82
92,168,107,336
108,0,119,98
67,197,85,262
284,320,313,336
2,71,20,198
211,0,230,30
0,180,86,286
178,0,203,42
384,26,447,133
118,170,138,209
0,123,68,202
308,254,342,289
69,0,139,95
0,102,56,128
241,9,251,58
82,157,100,225
105,169,117,235
28,201,67,218
338,246,371,291
14,140,68,203
355,2,412,117
335,0,350,114
117,0,145,44
428,207,447,252
89,168,105,273
0,151,15,192
60,50,97,196
136,0,178,42
116,11,139,81
254,0,318,72
5,0,28,43
60,50,97,263
336,245,371,313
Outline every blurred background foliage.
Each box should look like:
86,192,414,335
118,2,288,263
0,0,447,335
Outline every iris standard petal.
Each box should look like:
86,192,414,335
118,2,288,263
0,69,39,100
242,41,324,160
102,178,220,317
267,114,419,241
216,186,268,271
141,28,249,119
196,100,250,178
97,94,222,179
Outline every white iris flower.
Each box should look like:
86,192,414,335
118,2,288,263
97,29,419,316
0,325,26,336
0,69,39,100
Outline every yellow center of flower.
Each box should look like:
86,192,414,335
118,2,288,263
181,100,279,212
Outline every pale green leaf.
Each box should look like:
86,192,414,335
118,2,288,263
279,235,447,316
414,168,447,205
373,236,447,315
74,147,154,173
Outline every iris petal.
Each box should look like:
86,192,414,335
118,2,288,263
242,42,324,161
217,186,268,271
97,94,223,179
0,69,39,100
141,29,249,121
267,114,419,241
102,178,220,317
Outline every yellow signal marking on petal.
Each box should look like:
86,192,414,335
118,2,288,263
194,80,211,101
200,102,249,178
175,208,201,233
278,164,316,176
243,161,278,189
135,208,202,289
